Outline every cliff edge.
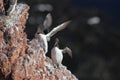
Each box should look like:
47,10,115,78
0,1,78,80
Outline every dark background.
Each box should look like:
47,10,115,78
20,0,120,80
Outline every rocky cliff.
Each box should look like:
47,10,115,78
0,0,78,80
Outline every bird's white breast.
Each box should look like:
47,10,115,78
51,47,63,65
39,34,48,53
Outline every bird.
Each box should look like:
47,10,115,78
35,19,71,54
87,16,100,25
34,3,53,12
3,0,17,16
51,38,72,68
37,13,52,34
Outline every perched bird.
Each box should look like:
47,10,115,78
51,38,72,68
4,0,17,16
35,19,71,54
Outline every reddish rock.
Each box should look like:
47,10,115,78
0,0,78,80
0,0,4,15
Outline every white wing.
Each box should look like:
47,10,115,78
43,13,52,30
46,20,71,41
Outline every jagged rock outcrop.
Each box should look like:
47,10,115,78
0,1,78,80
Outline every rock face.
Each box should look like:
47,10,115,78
0,1,78,80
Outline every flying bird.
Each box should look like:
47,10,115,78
36,18,71,54
37,13,52,34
